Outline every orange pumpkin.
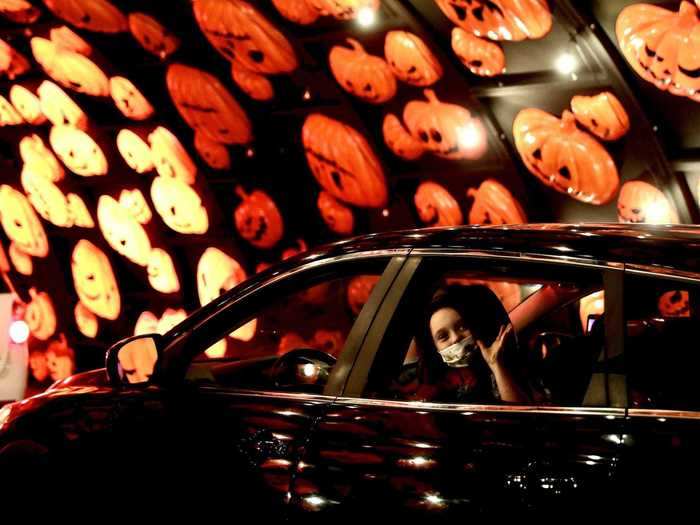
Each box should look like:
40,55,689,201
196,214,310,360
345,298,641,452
513,109,619,204
0,0,40,23
278,331,308,355
347,274,380,315
579,290,605,332
116,129,153,174
317,191,354,235
231,65,274,101
109,76,155,121
414,181,463,227
147,247,180,294
42,0,128,33
308,0,378,20
312,329,345,356
0,94,23,125
658,290,690,318
271,0,319,25
382,113,425,160
234,186,284,249
71,239,120,320
10,85,46,125
451,27,505,77
193,0,298,74
302,113,387,208
9,242,32,275
74,301,98,337
0,184,49,257
435,0,552,41
194,131,231,170
118,189,151,225
128,12,180,59
0,38,30,80
20,134,64,182
570,92,630,141
37,80,88,130
157,308,188,334
467,179,527,225
282,238,308,260
403,89,488,160
46,336,75,381
167,63,253,145
26,288,57,341
49,125,108,176
21,163,72,227
97,195,152,266
617,180,679,224
150,176,209,234
148,126,197,183
330,38,396,104
50,26,92,55
134,310,159,336
66,193,94,228
384,31,443,87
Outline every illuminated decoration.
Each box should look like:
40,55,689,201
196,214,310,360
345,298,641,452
37,80,88,130
0,94,23,125
234,186,284,249
71,239,120,320
278,331,307,354
116,129,153,173
166,63,253,145
49,125,108,177
0,38,30,80
313,329,345,356
579,290,604,332
513,109,619,205
134,310,158,336
231,66,274,101
42,0,128,33
147,248,180,294
205,339,227,358
0,185,49,257
25,288,57,341
21,163,72,227
20,134,63,182
49,25,92,55
150,176,209,234
118,188,151,224
46,336,75,381
9,242,32,275
97,195,152,266
329,38,396,104
192,0,298,74
128,12,180,59
317,191,354,235
31,37,110,97
617,1,700,103
617,180,679,224
467,179,527,225
109,76,155,121
451,28,506,77
658,290,690,318
384,31,443,87
414,181,463,227
66,193,94,228
28,349,48,381
194,131,231,170
271,0,320,25
10,319,30,344
302,113,387,208
0,0,40,23
282,238,308,260
157,308,187,334
0,240,8,273
347,274,380,315
74,301,98,337
570,92,630,141
10,86,47,125
434,0,552,41
308,0,379,20
148,126,197,184
403,89,488,160
382,113,425,160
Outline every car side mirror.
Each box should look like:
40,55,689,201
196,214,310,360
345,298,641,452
106,334,162,386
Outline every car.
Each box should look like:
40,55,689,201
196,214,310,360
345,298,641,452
1,223,700,516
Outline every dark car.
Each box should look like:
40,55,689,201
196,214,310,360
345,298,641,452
2,224,700,517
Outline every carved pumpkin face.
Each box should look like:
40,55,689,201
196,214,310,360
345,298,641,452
513,109,619,204
71,239,120,320
167,63,253,145
435,0,552,41
147,247,180,294
118,189,151,224
451,27,506,77
617,180,679,224
193,0,298,74
147,126,197,184
97,195,152,266
317,191,354,235
403,89,488,160
46,340,75,381
194,131,231,170
10,85,46,125
384,31,443,87
20,134,64,182
414,181,463,227
74,301,98,338
9,242,32,275
0,0,40,24
21,163,72,227
0,94,22,125
128,12,180,59
0,185,49,257
0,38,30,80
382,113,425,160
150,176,209,234
302,113,387,208
117,129,153,173
579,290,604,333
231,66,274,102
66,193,94,228
26,288,57,341
50,125,108,176
42,0,128,33
234,186,284,249
308,0,378,20
467,179,527,225
347,275,380,315
49,26,92,55
109,76,154,121
658,290,690,318
134,310,159,336
29,351,49,382
37,80,88,130
271,0,320,25
570,92,630,141
330,38,396,104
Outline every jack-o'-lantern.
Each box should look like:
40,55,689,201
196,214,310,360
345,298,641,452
347,274,380,315
46,335,75,381
231,66,274,102
157,308,188,334
330,38,396,104
26,288,57,341
71,239,120,320
9,242,32,275
29,350,49,383
0,95,22,125
147,247,180,294
451,28,506,77
31,37,110,97
116,129,153,173
0,241,9,273
21,163,72,227
109,77,154,121
467,179,527,225
42,0,128,33
317,191,354,235
20,134,64,182
278,332,307,355
234,186,284,249
513,109,619,204
128,12,180,59
403,89,488,160
312,329,345,356
414,181,463,227
50,26,92,55
194,131,231,170
205,339,227,359
193,0,298,74
134,310,158,336
0,0,40,24
74,301,98,337
150,176,209,234
10,86,46,125
579,290,604,332
38,80,88,130
435,0,552,41
658,290,690,318
302,113,387,208
66,193,94,228
617,180,679,224
570,92,630,141
118,188,151,224
384,31,442,87
271,0,319,25
97,195,152,266
308,0,378,20
167,63,253,145
382,113,425,160
0,185,49,257
148,127,197,184
50,125,108,176
0,38,30,80
282,238,308,260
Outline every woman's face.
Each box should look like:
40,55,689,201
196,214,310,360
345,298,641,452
430,307,473,351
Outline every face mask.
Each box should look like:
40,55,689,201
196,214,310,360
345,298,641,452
438,335,478,367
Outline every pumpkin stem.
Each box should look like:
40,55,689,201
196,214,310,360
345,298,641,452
467,188,478,199
423,89,440,104
560,110,578,131
345,38,364,52
234,185,249,201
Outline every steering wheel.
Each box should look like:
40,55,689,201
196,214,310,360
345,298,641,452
269,348,337,391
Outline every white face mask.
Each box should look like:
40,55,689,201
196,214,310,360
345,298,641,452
437,335,478,367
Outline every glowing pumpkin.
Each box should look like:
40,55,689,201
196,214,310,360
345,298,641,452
66,193,94,228
42,0,128,33
10,85,46,125
74,301,98,337
308,0,378,20
29,350,49,382
166,63,253,145
617,180,679,224
312,329,345,356
0,241,8,274
414,181,463,227
570,92,630,141
147,247,180,294
467,179,527,225
134,310,158,336
451,27,506,77
97,195,152,266
347,275,380,315
513,109,619,204
21,163,72,227
0,0,40,23
231,65,274,101
0,95,23,125
302,113,387,208
20,134,64,182
71,239,120,320
205,339,227,359
150,176,209,234
26,288,56,341
109,76,154,121
384,31,443,87
147,126,197,184
0,38,30,80
382,113,425,160
278,331,308,355
234,186,284,249
579,290,605,332
0,185,49,257
46,336,75,381
317,191,354,235
49,125,108,176
329,38,396,104
118,188,151,224
50,26,92,55
128,12,180,59
658,290,690,318
194,131,231,170
116,129,153,173
271,0,319,25
192,0,298,74
157,308,187,334
9,242,32,275
38,80,88,130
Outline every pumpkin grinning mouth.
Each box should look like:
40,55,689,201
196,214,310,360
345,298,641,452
180,101,218,114
305,148,357,179
206,28,251,41
679,65,700,79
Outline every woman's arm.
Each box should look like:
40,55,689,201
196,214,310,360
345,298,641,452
477,324,530,404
